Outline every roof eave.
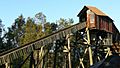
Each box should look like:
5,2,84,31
77,6,88,17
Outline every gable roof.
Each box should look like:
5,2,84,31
86,6,107,16
77,6,113,21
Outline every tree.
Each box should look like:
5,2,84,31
57,18,74,30
0,11,75,67
20,17,34,45
35,12,46,32
20,12,47,45
0,19,5,52
9,15,25,47
35,12,46,24
68,18,74,25
36,23,45,39
44,22,52,35
20,17,45,45
51,23,58,31
0,19,2,37
2,15,25,52
4,27,16,49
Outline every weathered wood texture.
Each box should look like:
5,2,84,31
0,22,86,65
77,6,119,34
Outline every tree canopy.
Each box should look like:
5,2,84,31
0,12,74,53
0,12,74,68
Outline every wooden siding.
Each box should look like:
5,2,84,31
86,14,112,33
94,16,113,33
96,15,99,29
86,10,96,28
109,22,112,33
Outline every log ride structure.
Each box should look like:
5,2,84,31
0,6,120,68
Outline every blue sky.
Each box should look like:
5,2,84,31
0,0,120,31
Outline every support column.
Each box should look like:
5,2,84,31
67,34,71,68
53,41,57,68
79,48,87,68
39,46,44,68
30,52,35,68
5,63,10,68
86,28,93,66
105,47,112,58
88,47,93,66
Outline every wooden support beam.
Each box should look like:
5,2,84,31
105,47,112,58
40,46,44,68
53,41,57,68
97,56,101,61
86,28,93,66
88,47,93,66
66,34,72,68
80,58,85,68
36,49,48,68
63,46,69,52
30,51,35,68
5,63,10,68
79,48,87,68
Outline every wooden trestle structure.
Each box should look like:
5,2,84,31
0,6,120,68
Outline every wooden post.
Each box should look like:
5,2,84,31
88,47,93,66
79,48,87,68
64,55,67,68
53,41,57,68
67,34,71,68
5,63,10,68
30,51,35,68
80,58,85,68
105,47,112,58
40,46,44,68
86,28,93,66
36,50,39,67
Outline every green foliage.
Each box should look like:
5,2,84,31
4,28,16,49
0,19,5,52
44,22,52,35
51,23,58,31
20,12,47,45
20,17,45,45
4,15,25,47
13,15,25,46
0,12,75,67
0,19,2,37
0,12,74,51
57,18,74,30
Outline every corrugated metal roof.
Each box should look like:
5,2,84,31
86,6,107,16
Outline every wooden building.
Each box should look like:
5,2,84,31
77,6,114,32
77,6,120,54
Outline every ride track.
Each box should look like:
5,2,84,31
0,22,86,65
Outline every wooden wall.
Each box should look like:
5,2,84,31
86,14,114,33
